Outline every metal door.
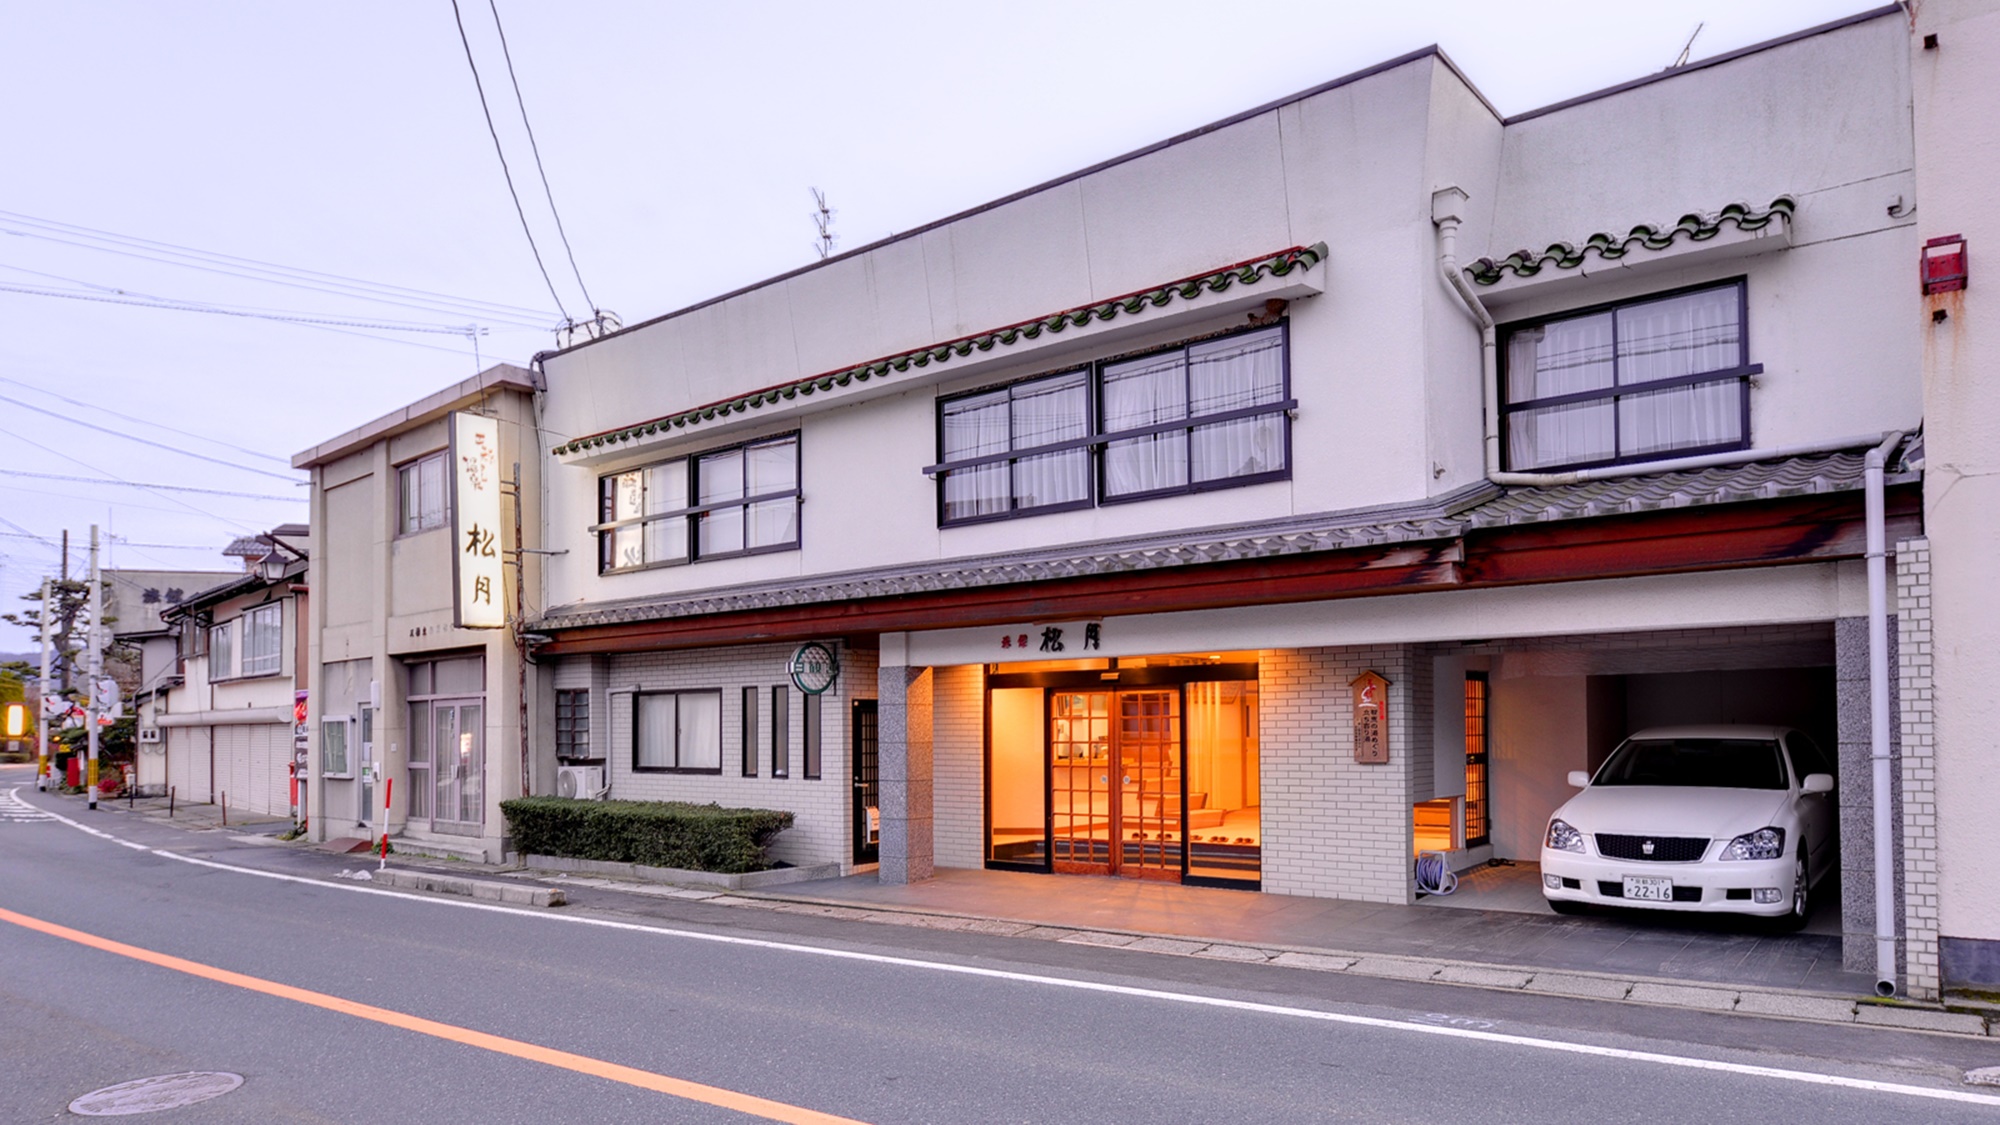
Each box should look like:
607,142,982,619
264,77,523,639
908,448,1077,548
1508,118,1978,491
430,700,485,836
851,700,879,864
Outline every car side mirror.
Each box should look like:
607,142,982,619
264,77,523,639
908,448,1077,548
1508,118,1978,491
1801,773,1834,794
1567,770,1591,788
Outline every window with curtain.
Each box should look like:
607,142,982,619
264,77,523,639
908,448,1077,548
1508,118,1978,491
1502,281,1753,471
932,323,1291,524
633,690,722,772
397,452,449,535
596,434,799,573
209,621,235,680
241,603,283,677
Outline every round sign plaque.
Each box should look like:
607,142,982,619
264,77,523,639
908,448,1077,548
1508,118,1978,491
788,642,840,695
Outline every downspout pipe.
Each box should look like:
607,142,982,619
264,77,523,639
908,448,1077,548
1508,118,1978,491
1866,428,1905,997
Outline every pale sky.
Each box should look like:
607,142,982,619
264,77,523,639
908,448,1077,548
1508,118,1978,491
0,0,1882,650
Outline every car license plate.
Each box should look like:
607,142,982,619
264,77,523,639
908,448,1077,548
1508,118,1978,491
1624,876,1673,902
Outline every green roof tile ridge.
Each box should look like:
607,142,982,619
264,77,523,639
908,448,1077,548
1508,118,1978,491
554,242,1327,455
1466,197,1795,286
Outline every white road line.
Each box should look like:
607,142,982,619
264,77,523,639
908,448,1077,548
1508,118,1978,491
16,786,2000,1111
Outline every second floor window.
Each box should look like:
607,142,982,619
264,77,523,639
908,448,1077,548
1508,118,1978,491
933,323,1292,525
1502,280,1755,472
597,434,800,573
209,620,234,679
398,451,449,534
241,603,282,676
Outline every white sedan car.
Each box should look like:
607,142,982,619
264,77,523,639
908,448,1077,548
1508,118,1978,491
1540,725,1836,926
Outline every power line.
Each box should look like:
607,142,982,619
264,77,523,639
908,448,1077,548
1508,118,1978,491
0,209,559,325
449,0,573,325
0,374,290,466
0,425,264,535
0,392,303,482
486,0,597,314
0,467,302,501
0,279,485,336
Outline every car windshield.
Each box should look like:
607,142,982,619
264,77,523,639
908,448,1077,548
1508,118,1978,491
1593,737,1788,789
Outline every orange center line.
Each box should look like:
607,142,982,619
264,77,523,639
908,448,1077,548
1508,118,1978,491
0,904,868,1125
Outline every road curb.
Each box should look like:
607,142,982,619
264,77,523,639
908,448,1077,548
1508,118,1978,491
371,868,565,908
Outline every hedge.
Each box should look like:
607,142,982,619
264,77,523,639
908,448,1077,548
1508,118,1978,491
500,797,794,874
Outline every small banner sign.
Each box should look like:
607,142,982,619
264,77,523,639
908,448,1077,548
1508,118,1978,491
1351,670,1390,764
451,411,506,629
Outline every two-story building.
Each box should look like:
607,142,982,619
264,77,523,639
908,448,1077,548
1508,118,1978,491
527,9,1939,987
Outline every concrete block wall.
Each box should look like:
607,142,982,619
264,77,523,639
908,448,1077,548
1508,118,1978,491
1896,538,1939,999
932,663,986,869
1837,615,1903,975
600,641,876,869
1259,644,1425,904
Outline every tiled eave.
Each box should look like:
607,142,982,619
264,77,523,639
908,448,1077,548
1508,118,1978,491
1468,197,1796,287
536,445,1911,636
553,243,1329,458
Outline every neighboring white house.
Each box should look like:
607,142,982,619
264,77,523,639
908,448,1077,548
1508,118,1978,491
530,10,1943,988
151,527,309,819
109,566,241,796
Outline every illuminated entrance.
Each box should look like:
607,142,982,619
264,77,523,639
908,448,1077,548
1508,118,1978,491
986,657,1260,888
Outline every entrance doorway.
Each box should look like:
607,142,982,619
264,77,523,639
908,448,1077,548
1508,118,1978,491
852,699,879,864
404,654,486,837
987,658,1261,888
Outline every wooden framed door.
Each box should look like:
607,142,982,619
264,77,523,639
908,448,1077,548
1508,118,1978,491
1049,690,1183,880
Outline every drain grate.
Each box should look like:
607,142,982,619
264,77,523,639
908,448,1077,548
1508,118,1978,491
69,1072,244,1116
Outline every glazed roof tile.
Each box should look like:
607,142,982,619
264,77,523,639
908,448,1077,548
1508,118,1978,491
535,447,1884,632
1467,197,1794,286
553,244,1328,456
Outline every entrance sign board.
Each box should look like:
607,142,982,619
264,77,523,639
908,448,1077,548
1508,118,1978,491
1351,670,1390,764
450,411,506,629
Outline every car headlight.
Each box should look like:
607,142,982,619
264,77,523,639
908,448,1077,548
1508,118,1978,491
1546,818,1585,854
1719,826,1786,861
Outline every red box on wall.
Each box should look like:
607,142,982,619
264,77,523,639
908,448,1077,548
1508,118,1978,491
1923,235,1968,295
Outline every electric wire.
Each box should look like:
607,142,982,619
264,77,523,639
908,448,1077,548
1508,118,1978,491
0,468,301,501
0,209,558,325
0,375,291,466
0,393,303,482
0,281,484,336
448,0,573,324
486,0,597,314
0,425,270,536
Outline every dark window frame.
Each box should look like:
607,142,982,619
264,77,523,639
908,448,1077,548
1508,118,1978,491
555,688,594,762
802,692,822,780
630,688,725,775
929,322,1294,527
594,433,801,575
771,685,790,779
740,685,759,777
1499,277,1757,473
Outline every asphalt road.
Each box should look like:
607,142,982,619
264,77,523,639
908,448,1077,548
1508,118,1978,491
3,763,1997,1124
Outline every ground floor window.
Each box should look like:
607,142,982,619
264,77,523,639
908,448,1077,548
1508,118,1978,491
406,654,486,833
986,658,1260,888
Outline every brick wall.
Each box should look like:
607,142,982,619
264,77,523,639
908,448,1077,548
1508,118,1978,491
932,663,986,869
1897,538,1940,999
595,642,876,869
1260,644,1426,904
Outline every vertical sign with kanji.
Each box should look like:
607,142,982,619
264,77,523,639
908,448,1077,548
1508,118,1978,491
1351,670,1390,764
450,411,506,629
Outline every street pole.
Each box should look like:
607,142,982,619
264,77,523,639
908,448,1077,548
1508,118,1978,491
86,525,101,810
36,577,52,791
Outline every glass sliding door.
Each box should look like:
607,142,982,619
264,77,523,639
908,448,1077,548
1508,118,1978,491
988,688,1047,865
1185,680,1260,884
1048,689,1183,879
1115,690,1183,881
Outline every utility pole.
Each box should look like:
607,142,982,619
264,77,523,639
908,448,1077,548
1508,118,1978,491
86,525,101,810
37,577,51,791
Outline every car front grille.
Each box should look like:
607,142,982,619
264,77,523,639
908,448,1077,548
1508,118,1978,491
1595,834,1709,862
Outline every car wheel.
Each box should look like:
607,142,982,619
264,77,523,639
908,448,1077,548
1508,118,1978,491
1548,899,1588,916
1774,852,1810,932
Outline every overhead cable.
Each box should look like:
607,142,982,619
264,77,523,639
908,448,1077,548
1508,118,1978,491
448,0,573,324
0,374,290,465
0,426,265,535
0,209,558,325
487,0,597,313
0,280,484,336
0,393,304,482
0,467,302,501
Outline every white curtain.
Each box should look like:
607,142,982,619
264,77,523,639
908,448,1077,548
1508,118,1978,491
1507,311,1615,403
942,390,1010,520
1620,380,1741,455
677,692,722,770
745,438,798,548
1188,329,1285,483
1615,287,1739,385
1509,400,1616,470
637,695,674,769
1103,353,1188,496
697,448,745,555
1010,374,1088,508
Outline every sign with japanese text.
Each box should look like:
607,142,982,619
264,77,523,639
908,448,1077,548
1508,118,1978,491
1351,670,1390,764
993,621,1104,658
450,411,506,629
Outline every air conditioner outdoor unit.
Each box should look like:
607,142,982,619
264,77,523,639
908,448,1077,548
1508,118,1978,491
556,765,606,800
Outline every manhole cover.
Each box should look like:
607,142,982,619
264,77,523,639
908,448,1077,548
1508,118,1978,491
69,1072,243,1116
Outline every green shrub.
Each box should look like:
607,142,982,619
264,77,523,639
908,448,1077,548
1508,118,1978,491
501,797,794,874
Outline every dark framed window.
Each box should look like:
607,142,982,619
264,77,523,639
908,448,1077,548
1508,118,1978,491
802,693,822,780
771,685,790,778
398,451,449,535
633,690,722,773
1464,673,1490,849
929,323,1292,525
596,434,799,573
1501,279,1755,472
740,685,758,777
555,689,592,760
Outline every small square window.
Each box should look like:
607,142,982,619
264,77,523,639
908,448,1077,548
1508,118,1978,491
398,452,449,534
